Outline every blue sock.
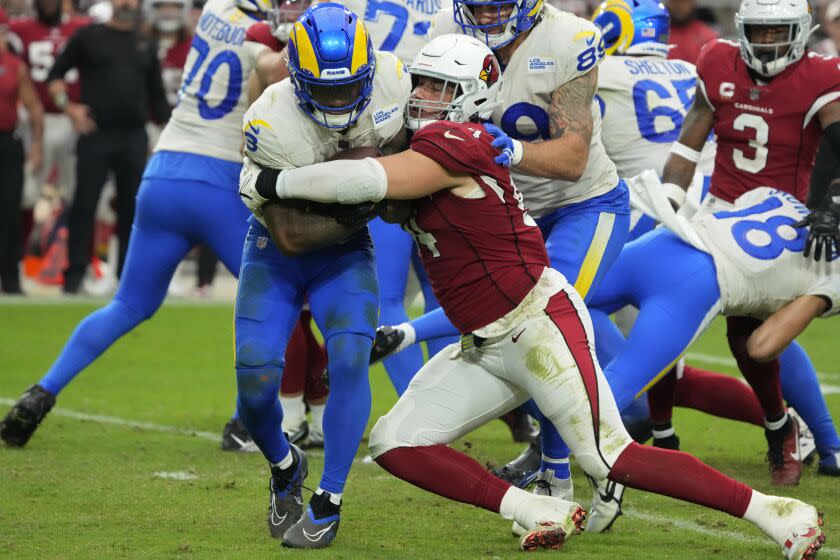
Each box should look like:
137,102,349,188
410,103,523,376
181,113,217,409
411,307,459,342
235,366,289,464
779,341,840,455
538,414,572,477
319,333,373,494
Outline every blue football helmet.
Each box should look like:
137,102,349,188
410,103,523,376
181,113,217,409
286,3,376,129
592,0,670,57
453,0,545,50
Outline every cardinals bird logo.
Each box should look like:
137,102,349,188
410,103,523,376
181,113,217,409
479,54,500,86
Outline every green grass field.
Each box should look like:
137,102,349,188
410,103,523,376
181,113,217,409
1,301,839,559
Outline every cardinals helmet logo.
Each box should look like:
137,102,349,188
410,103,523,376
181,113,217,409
479,54,500,86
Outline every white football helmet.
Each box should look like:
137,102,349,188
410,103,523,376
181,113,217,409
405,34,503,131
146,0,189,33
735,0,816,77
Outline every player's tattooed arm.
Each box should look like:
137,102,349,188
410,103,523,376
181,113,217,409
511,68,597,181
662,83,714,191
747,295,830,361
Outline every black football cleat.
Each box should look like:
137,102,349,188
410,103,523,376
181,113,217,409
369,326,405,365
268,444,309,539
492,439,542,488
221,418,259,453
1,385,56,447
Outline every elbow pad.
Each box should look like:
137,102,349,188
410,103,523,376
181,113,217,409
274,157,388,204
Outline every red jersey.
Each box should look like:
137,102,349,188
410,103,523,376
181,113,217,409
158,35,192,108
8,15,90,113
698,40,840,203
0,50,22,131
408,121,549,334
667,19,718,64
245,22,284,52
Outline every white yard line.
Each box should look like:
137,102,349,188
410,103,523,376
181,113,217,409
626,510,840,558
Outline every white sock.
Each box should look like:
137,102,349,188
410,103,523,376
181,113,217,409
764,412,789,431
309,403,325,435
397,322,416,350
499,486,531,520
316,487,342,506
279,394,306,429
271,449,294,470
742,490,785,544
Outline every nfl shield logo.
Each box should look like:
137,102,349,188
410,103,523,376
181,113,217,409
749,88,760,101
256,236,268,249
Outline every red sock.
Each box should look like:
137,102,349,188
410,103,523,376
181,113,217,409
726,316,784,420
610,442,753,518
647,367,678,424
674,365,764,426
280,314,310,395
376,445,511,512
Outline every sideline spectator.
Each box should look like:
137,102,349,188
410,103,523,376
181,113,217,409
666,0,718,63
47,0,170,294
0,7,44,294
814,1,840,56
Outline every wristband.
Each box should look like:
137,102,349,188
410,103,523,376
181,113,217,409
663,182,687,207
669,142,701,163
510,139,524,167
256,168,281,201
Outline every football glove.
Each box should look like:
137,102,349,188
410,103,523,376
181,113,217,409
795,182,840,262
483,123,524,167
238,157,270,216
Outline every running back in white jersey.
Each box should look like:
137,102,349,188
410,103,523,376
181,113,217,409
596,55,696,178
243,50,410,169
334,0,441,63
155,0,268,162
693,188,840,319
428,4,619,218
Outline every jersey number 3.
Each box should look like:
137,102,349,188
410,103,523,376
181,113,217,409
732,113,769,174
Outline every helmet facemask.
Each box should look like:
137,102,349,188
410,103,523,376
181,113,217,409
290,68,375,129
735,14,812,77
405,70,502,131
453,0,543,49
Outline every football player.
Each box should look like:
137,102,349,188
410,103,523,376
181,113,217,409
239,34,826,559
9,0,90,204
234,3,410,548
661,0,840,485
0,0,276,448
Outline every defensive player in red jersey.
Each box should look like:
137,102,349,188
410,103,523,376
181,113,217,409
8,0,89,203
661,0,840,486
238,34,826,559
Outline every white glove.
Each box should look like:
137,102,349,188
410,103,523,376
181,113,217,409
239,157,270,216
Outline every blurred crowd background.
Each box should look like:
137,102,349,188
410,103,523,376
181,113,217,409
1,0,838,297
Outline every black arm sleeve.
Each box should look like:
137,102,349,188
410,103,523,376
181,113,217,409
46,28,84,83
808,120,840,209
147,40,171,123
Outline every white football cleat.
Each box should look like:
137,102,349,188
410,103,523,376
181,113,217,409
585,475,625,533
515,494,586,552
766,499,825,560
512,469,573,537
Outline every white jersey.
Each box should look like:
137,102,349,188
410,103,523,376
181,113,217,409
597,55,697,177
429,5,619,217
334,0,441,63
155,0,268,162
628,174,840,320
243,50,410,170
